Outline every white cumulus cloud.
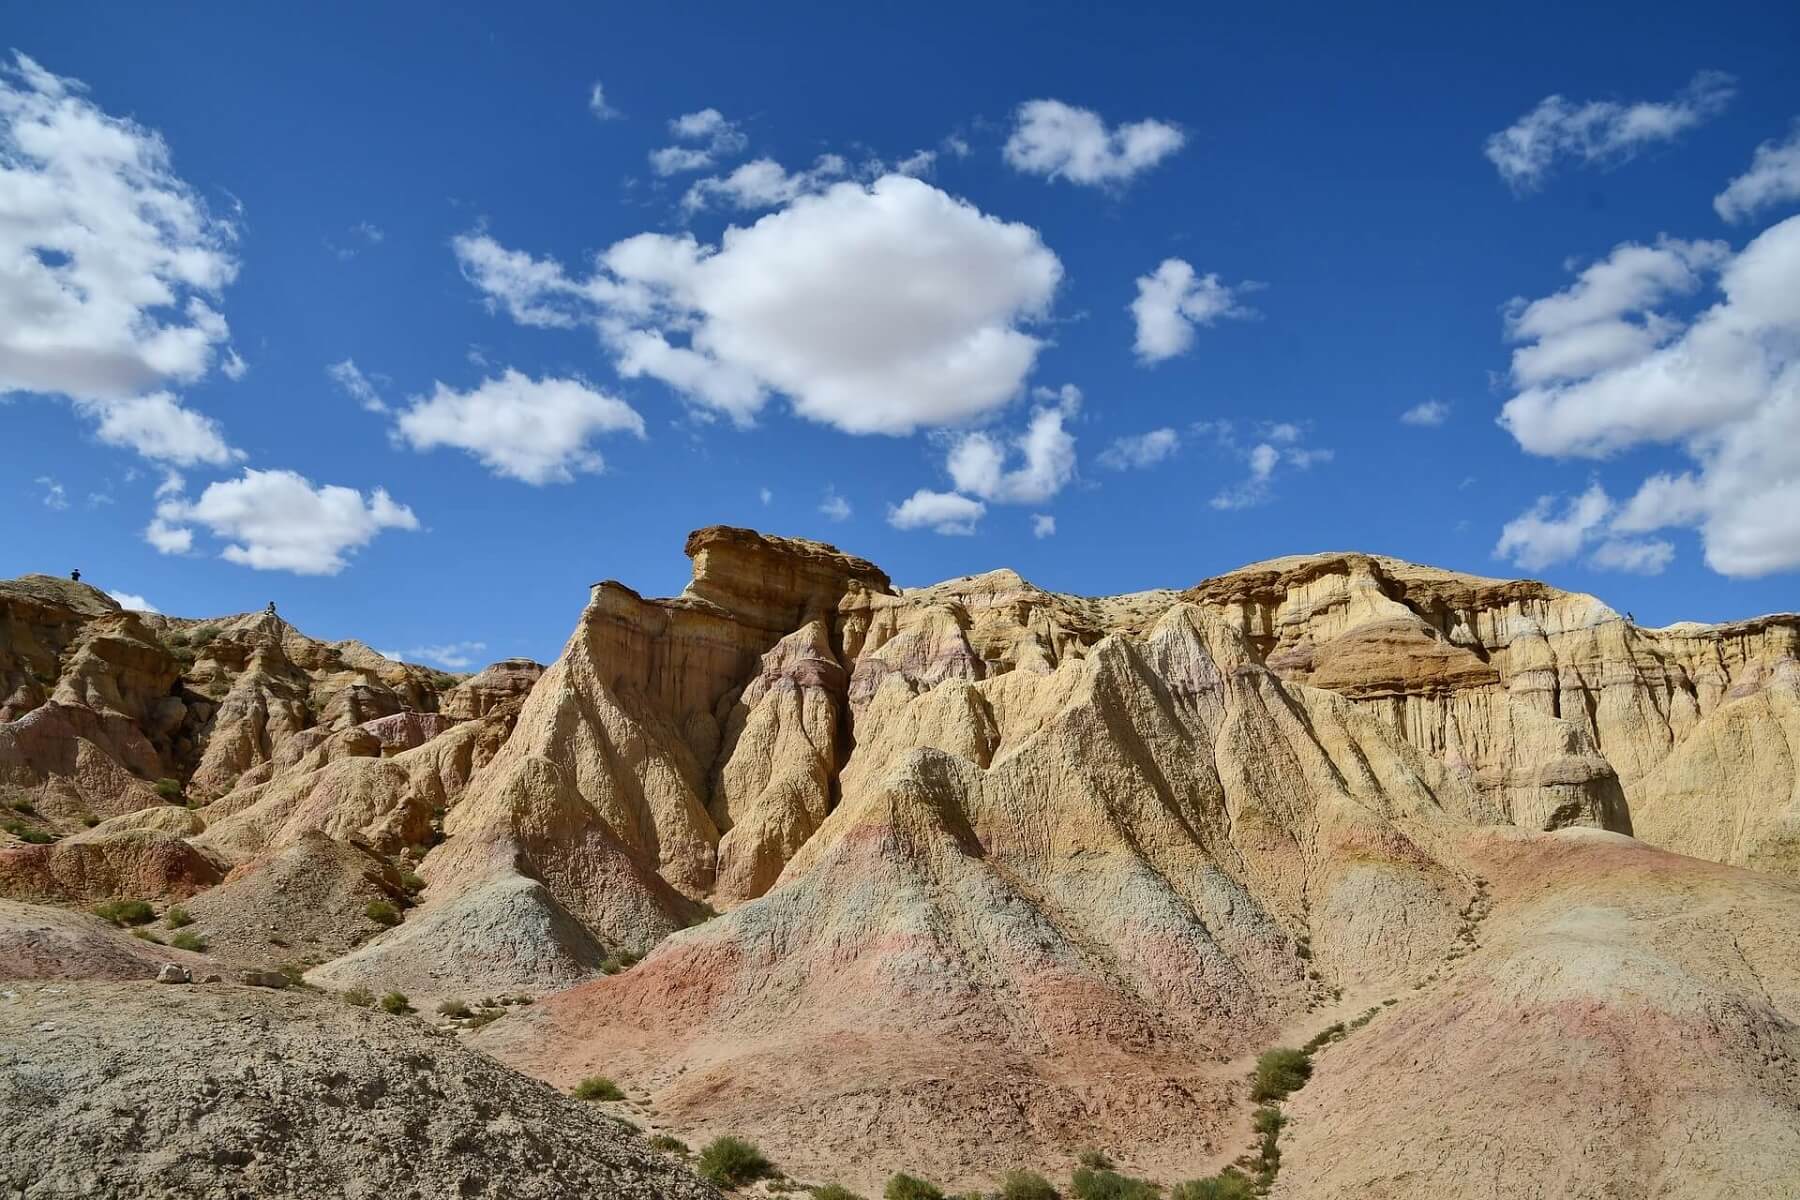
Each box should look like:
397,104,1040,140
1715,122,1800,223
1484,71,1734,192
454,174,1062,435
1031,513,1056,538
1003,99,1184,187
1493,483,1674,576
148,468,418,575
887,489,984,535
683,155,847,212
1131,258,1255,363
819,487,851,521
1400,400,1451,427
650,107,747,176
1497,214,1800,577
0,52,241,465
945,400,1077,505
105,589,158,612
1098,428,1179,470
393,369,645,485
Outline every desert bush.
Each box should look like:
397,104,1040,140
10,799,35,815
648,1134,689,1154
398,871,425,894
153,778,183,801
81,814,99,827
165,906,194,928
130,928,165,944
436,998,471,1018
1069,1168,1158,1200
810,1187,864,1200
379,991,412,1014
4,822,54,844
342,987,374,1007
94,899,155,926
169,930,208,952
1250,1046,1312,1102
1171,1170,1257,1200
883,1175,944,1200
999,1168,1059,1199
697,1135,773,1188
466,1008,505,1028
1076,1151,1113,1170
572,1075,625,1101
191,626,218,647
1303,1023,1345,1052
599,950,640,975
365,899,401,927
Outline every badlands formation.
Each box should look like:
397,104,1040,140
2,528,1798,1198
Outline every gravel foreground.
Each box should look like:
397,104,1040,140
0,981,719,1200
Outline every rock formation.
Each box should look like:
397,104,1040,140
2,531,1798,1197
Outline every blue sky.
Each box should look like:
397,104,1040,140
4,1,1799,668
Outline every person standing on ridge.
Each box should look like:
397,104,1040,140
69,568,80,582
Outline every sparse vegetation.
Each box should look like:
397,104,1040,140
10,799,36,815
81,814,99,827
190,626,218,647
130,928,164,944
697,1135,773,1189
169,930,208,952
3,821,54,844
397,871,425,894
466,1007,505,1028
379,991,413,1015
999,1168,1059,1200
436,998,471,1018
275,962,308,985
648,1134,689,1154
572,1075,626,1101
164,906,194,928
153,778,183,801
1069,1168,1158,1200
599,951,639,975
365,899,401,927
1076,1151,1113,1170
342,987,374,1007
883,1174,944,1200
1250,1046,1312,1102
93,899,155,926
1171,1170,1257,1200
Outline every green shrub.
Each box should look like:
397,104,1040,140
1250,1046,1312,1102
1076,1151,1113,1170
884,1175,944,1200
342,987,374,1007
379,991,412,1014
94,899,155,926
1171,1170,1257,1200
153,778,183,801
810,1187,865,1200
164,906,194,928
169,929,208,952
131,928,165,944
191,626,218,647
1252,1105,1285,1138
466,1007,505,1028
1303,1023,1345,1053
5,823,54,844
398,871,425,894
572,1075,625,1101
648,1134,690,1154
599,950,640,975
436,998,471,1018
11,799,35,815
365,899,401,927
697,1136,773,1188
1069,1168,1157,1200
81,814,99,828
999,1169,1059,1200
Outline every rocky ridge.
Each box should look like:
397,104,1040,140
2,531,1798,1197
